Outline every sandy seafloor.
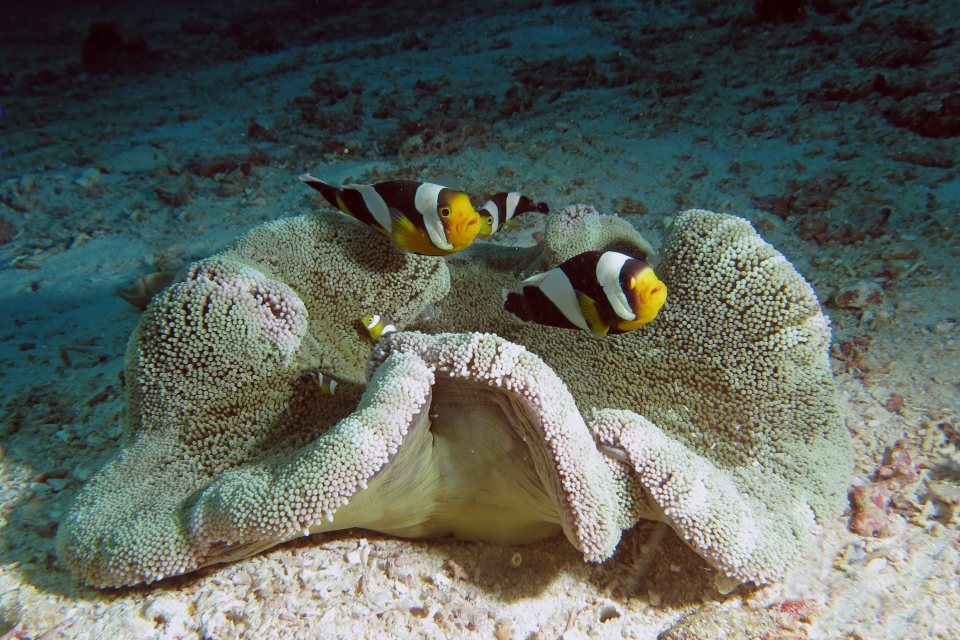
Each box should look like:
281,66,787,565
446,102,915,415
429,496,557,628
1,0,959,637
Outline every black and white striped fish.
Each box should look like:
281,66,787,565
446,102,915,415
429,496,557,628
306,372,343,395
361,313,395,341
478,191,549,236
502,251,667,336
299,175,480,255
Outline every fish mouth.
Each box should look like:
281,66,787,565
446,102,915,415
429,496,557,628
457,217,480,237
639,283,666,304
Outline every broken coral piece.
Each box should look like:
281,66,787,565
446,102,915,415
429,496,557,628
849,442,919,537
834,279,885,309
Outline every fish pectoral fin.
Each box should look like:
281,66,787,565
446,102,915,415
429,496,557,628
387,206,409,225
578,294,609,337
389,209,424,252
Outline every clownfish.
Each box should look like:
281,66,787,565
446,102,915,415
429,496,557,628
306,371,343,395
502,251,667,336
478,191,549,236
362,314,395,341
299,175,481,256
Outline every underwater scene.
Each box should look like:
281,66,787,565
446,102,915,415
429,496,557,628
0,0,958,637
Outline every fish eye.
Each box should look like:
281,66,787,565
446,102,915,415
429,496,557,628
485,215,494,225
440,206,452,218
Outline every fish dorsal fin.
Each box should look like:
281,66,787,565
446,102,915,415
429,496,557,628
519,270,550,287
414,183,454,251
578,294,609,336
299,174,340,209
596,252,636,321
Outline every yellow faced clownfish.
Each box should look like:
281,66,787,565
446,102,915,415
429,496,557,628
299,175,481,256
478,191,550,236
362,314,396,341
502,251,667,336
306,371,343,395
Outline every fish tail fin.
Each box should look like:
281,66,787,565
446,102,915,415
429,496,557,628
502,289,531,323
299,174,343,211
578,294,610,336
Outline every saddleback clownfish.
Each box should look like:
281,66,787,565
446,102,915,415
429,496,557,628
361,314,395,341
478,191,549,237
300,175,481,256
502,250,667,336
305,372,343,396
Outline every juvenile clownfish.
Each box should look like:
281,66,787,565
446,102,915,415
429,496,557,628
502,250,667,336
362,314,396,341
299,175,481,256
478,192,550,237
306,371,343,395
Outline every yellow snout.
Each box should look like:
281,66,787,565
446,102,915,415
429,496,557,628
446,193,481,248
633,270,667,326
